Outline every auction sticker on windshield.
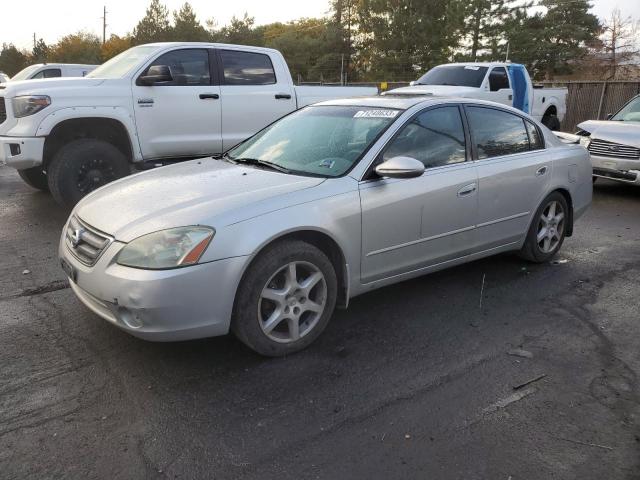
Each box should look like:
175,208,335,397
354,110,399,118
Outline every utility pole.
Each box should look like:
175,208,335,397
33,32,36,50
101,5,107,44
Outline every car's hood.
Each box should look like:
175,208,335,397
0,77,105,96
386,85,480,97
75,159,325,242
577,120,640,148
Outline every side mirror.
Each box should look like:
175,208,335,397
139,65,173,85
409,80,416,86
605,113,613,120
375,156,425,179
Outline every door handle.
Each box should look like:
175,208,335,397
275,93,292,100
508,94,513,100
536,166,548,176
457,183,477,197
199,93,219,100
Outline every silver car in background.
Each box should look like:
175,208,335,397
577,94,640,185
59,97,592,356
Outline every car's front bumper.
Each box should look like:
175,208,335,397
59,233,249,341
591,154,640,185
0,135,44,169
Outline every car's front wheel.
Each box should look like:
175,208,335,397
519,192,568,263
232,240,338,356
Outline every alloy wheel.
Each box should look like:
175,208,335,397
536,200,565,254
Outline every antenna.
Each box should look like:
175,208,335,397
505,41,510,62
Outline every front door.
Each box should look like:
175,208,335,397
359,105,478,284
132,48,222,159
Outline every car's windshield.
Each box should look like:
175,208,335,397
227,105,401,177
611,96,640,122
416,65,488,88
87,45,161,79
11,65,42,81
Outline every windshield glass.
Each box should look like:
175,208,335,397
11,65,42,81
227,106,400,177
612,96,640,122
416,65,488,87
87,46,161,79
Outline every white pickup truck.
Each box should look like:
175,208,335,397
0,42,376,206
387,62,567,130
10,63,97,81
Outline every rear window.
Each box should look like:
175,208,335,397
220,50,276,85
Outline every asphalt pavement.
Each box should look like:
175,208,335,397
1,165,639,479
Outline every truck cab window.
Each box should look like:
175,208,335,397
142,49,210,86
32,69,61,79
219,50,276,85
489,67,509,92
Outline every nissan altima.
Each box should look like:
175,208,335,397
59,97,592,356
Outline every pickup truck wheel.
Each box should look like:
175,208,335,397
519,192,568,263
17,166,49,192
232,240,337,357
47,139,130,207
542,114,561,131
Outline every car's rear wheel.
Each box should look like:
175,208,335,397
232,240,337,356
519,192,568,263
47,138,130,208
18,166,49,192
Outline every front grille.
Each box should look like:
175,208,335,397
588,138,640,160
0,97,6,125
65,216,112,266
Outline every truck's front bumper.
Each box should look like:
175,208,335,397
591,154,640,185
0,136,44,169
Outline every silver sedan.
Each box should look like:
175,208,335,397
59,97,592,356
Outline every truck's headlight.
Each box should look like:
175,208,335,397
12,95,51,117
117,227,214,269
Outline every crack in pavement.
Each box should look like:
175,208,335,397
0,280,70,302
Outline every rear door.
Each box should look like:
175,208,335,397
359,105,478,283
217,49,296,150
465,105,550,250
132,48,222,159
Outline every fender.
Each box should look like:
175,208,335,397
35,106,143,162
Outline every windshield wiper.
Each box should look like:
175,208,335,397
232,157,291,174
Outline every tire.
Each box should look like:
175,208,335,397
519,192,569,263
17,166,49,192
542,114,561,131
232,240,338,357
47,138,130,208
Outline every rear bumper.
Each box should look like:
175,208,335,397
0,136,44,169
591,154,640,185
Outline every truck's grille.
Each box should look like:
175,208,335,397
588,138,640,160
65,216,112,266
0,97,6,125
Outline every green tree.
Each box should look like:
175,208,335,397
355,0,466,81
133,0,172,45
49,32,102,64
32,38,49,63
463,0,524,61
0,44,29,76
172,2,209,41
218,13,265,46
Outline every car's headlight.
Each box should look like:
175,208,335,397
579,135,591,149
12,95,51,118
117,227,215,269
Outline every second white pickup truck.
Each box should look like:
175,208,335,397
0,42,376,206
387,62,567,131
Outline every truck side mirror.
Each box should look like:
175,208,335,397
409,81,416,86
606,113,613,120
139,65,173,86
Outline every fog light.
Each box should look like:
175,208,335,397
9,143,21,156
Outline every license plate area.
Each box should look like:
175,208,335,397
60,257,77,282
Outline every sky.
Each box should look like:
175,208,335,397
2,0,640,51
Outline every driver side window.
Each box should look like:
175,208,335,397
382,106,466,169
142,49,210,86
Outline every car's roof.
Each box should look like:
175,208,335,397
313,95,527,112
142,42,279,55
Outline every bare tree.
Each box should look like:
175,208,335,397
600,8,639,79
